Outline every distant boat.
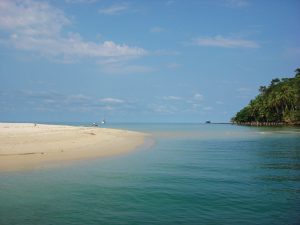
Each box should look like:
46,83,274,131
205,121,211,124
91,119,105,127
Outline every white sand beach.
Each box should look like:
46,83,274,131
0,123,146,171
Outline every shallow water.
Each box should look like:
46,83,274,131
1,124,300,225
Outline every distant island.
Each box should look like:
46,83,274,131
232,68,300,126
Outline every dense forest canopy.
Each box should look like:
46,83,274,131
232,68,300,125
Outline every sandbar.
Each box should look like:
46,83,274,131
0,123,146,171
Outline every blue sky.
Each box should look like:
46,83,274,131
0,0,299,123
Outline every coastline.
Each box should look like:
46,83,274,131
233,122,300,126
0,123,147,172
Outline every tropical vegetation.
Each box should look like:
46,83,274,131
232,68,300,125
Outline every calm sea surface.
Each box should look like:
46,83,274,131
0,124,300,225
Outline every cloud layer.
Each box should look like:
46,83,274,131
0,0,146,62
1,89,214,117
0,90,129,114
193,35,259,48
98,3,130,15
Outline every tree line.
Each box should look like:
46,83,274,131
232,68,300,126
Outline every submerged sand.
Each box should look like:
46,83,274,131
0,123,146,171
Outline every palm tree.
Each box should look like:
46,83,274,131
295,68,300,78
233,68,300,124
259,86,267,94
270,78,280,86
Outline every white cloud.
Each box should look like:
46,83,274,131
101,106,114,111
0,0,70,36
65,0,98,3
66,94,91,103
186,93,204,105
163,96,182,101
150,26,165,33
193,35,259,48
99,98,125,104
194,93,204,101
149,103,178,114
5,90,130,113
98,3,130,15
0,0,146,62
224,0,250,8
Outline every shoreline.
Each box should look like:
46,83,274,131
0,123,147,172
233,122,300,126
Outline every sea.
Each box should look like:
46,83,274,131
0,123,300,225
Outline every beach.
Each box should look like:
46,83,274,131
0,123,146,171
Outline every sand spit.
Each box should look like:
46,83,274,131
0,123,146,171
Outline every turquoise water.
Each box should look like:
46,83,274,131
1,124,300,225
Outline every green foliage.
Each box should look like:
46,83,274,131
233,69,300,125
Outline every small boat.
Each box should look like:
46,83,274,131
205,121,211,124
92,118,105,127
